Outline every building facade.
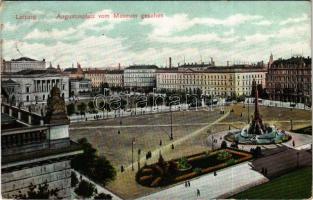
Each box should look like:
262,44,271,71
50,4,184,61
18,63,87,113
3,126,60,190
266,56,311,105
105,70,124,88
1,86,82,199
69,78,92,96
84,68,107,89
1,68,69,106
2,57,46,73
156,64,266,97
124,65,158,92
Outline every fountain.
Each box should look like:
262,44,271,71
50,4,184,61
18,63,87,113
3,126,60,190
226,80,291,144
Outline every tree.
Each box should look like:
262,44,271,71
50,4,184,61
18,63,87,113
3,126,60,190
92,157,116,186
77,102,87,115
72,138,97,172
71,171,79,188
67,103,75,116
88,101,95,112
94,193,112,200
14,181,59,199
74,180,97,198
71,138,116,186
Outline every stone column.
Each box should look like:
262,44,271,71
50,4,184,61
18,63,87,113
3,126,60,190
18,111,21,120
9,108,12,116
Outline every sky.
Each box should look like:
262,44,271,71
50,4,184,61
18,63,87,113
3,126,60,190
1,1,311,69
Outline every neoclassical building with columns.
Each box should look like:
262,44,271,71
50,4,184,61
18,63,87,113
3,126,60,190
1,68,69,106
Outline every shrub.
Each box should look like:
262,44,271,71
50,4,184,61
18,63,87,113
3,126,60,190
67,103,75,116
94,193,112,200
193,168,202,174
14,181,59,199
75,180,97,198
71,171,79,188
177,157,191,170
217,151,232,161
226,159,237,166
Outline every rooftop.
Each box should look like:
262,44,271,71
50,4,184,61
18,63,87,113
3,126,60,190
126,65,158,70
15,69,61,75
11,57,38,62
272,56,311,66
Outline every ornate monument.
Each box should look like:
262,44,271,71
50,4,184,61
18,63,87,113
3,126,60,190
247,87,265,135
45,85,69,124
226,79,291,144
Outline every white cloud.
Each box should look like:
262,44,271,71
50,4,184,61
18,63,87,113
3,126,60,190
141,13,263,37
23,9,130,41
150,32,238,44
192,14,262,27
3,23,19,31
24,28,77,40
279,14,309,25
141,14,194,36
253,20,272,26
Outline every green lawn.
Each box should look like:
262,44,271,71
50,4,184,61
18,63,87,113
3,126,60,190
232,167,312,199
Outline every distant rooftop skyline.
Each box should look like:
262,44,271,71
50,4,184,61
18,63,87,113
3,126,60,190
1,1,311,68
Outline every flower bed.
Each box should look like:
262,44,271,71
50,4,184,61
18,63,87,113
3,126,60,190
136,148,252,187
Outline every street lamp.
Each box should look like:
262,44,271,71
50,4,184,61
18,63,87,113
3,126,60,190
132,138,135,171
170,105,173,140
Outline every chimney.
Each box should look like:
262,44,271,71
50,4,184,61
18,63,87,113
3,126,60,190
169,57,172,68
118,63,121,70
227,61,229,66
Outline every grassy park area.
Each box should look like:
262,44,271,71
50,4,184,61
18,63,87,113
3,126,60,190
233,167,312,199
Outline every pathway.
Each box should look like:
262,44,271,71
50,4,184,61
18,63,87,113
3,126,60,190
136,162,268,200
125,110,230,170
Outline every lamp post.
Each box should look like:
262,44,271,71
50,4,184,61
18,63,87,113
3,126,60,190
170,105,173,140
247,98,250,123
132,138,135,171
137,148,141,171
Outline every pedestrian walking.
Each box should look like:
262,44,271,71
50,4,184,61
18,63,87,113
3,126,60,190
292,140,295,147
197,189,200,197
185,181,187,187
188,181,190,187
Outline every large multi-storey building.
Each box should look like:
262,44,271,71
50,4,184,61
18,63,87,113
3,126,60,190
83,68,124,90
266,56,311,105
105,70,124,88
84,68,107,89
1,67,69,106
156,64,266,97
2,57,46,73
1,86,82,199
124,65,158,92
